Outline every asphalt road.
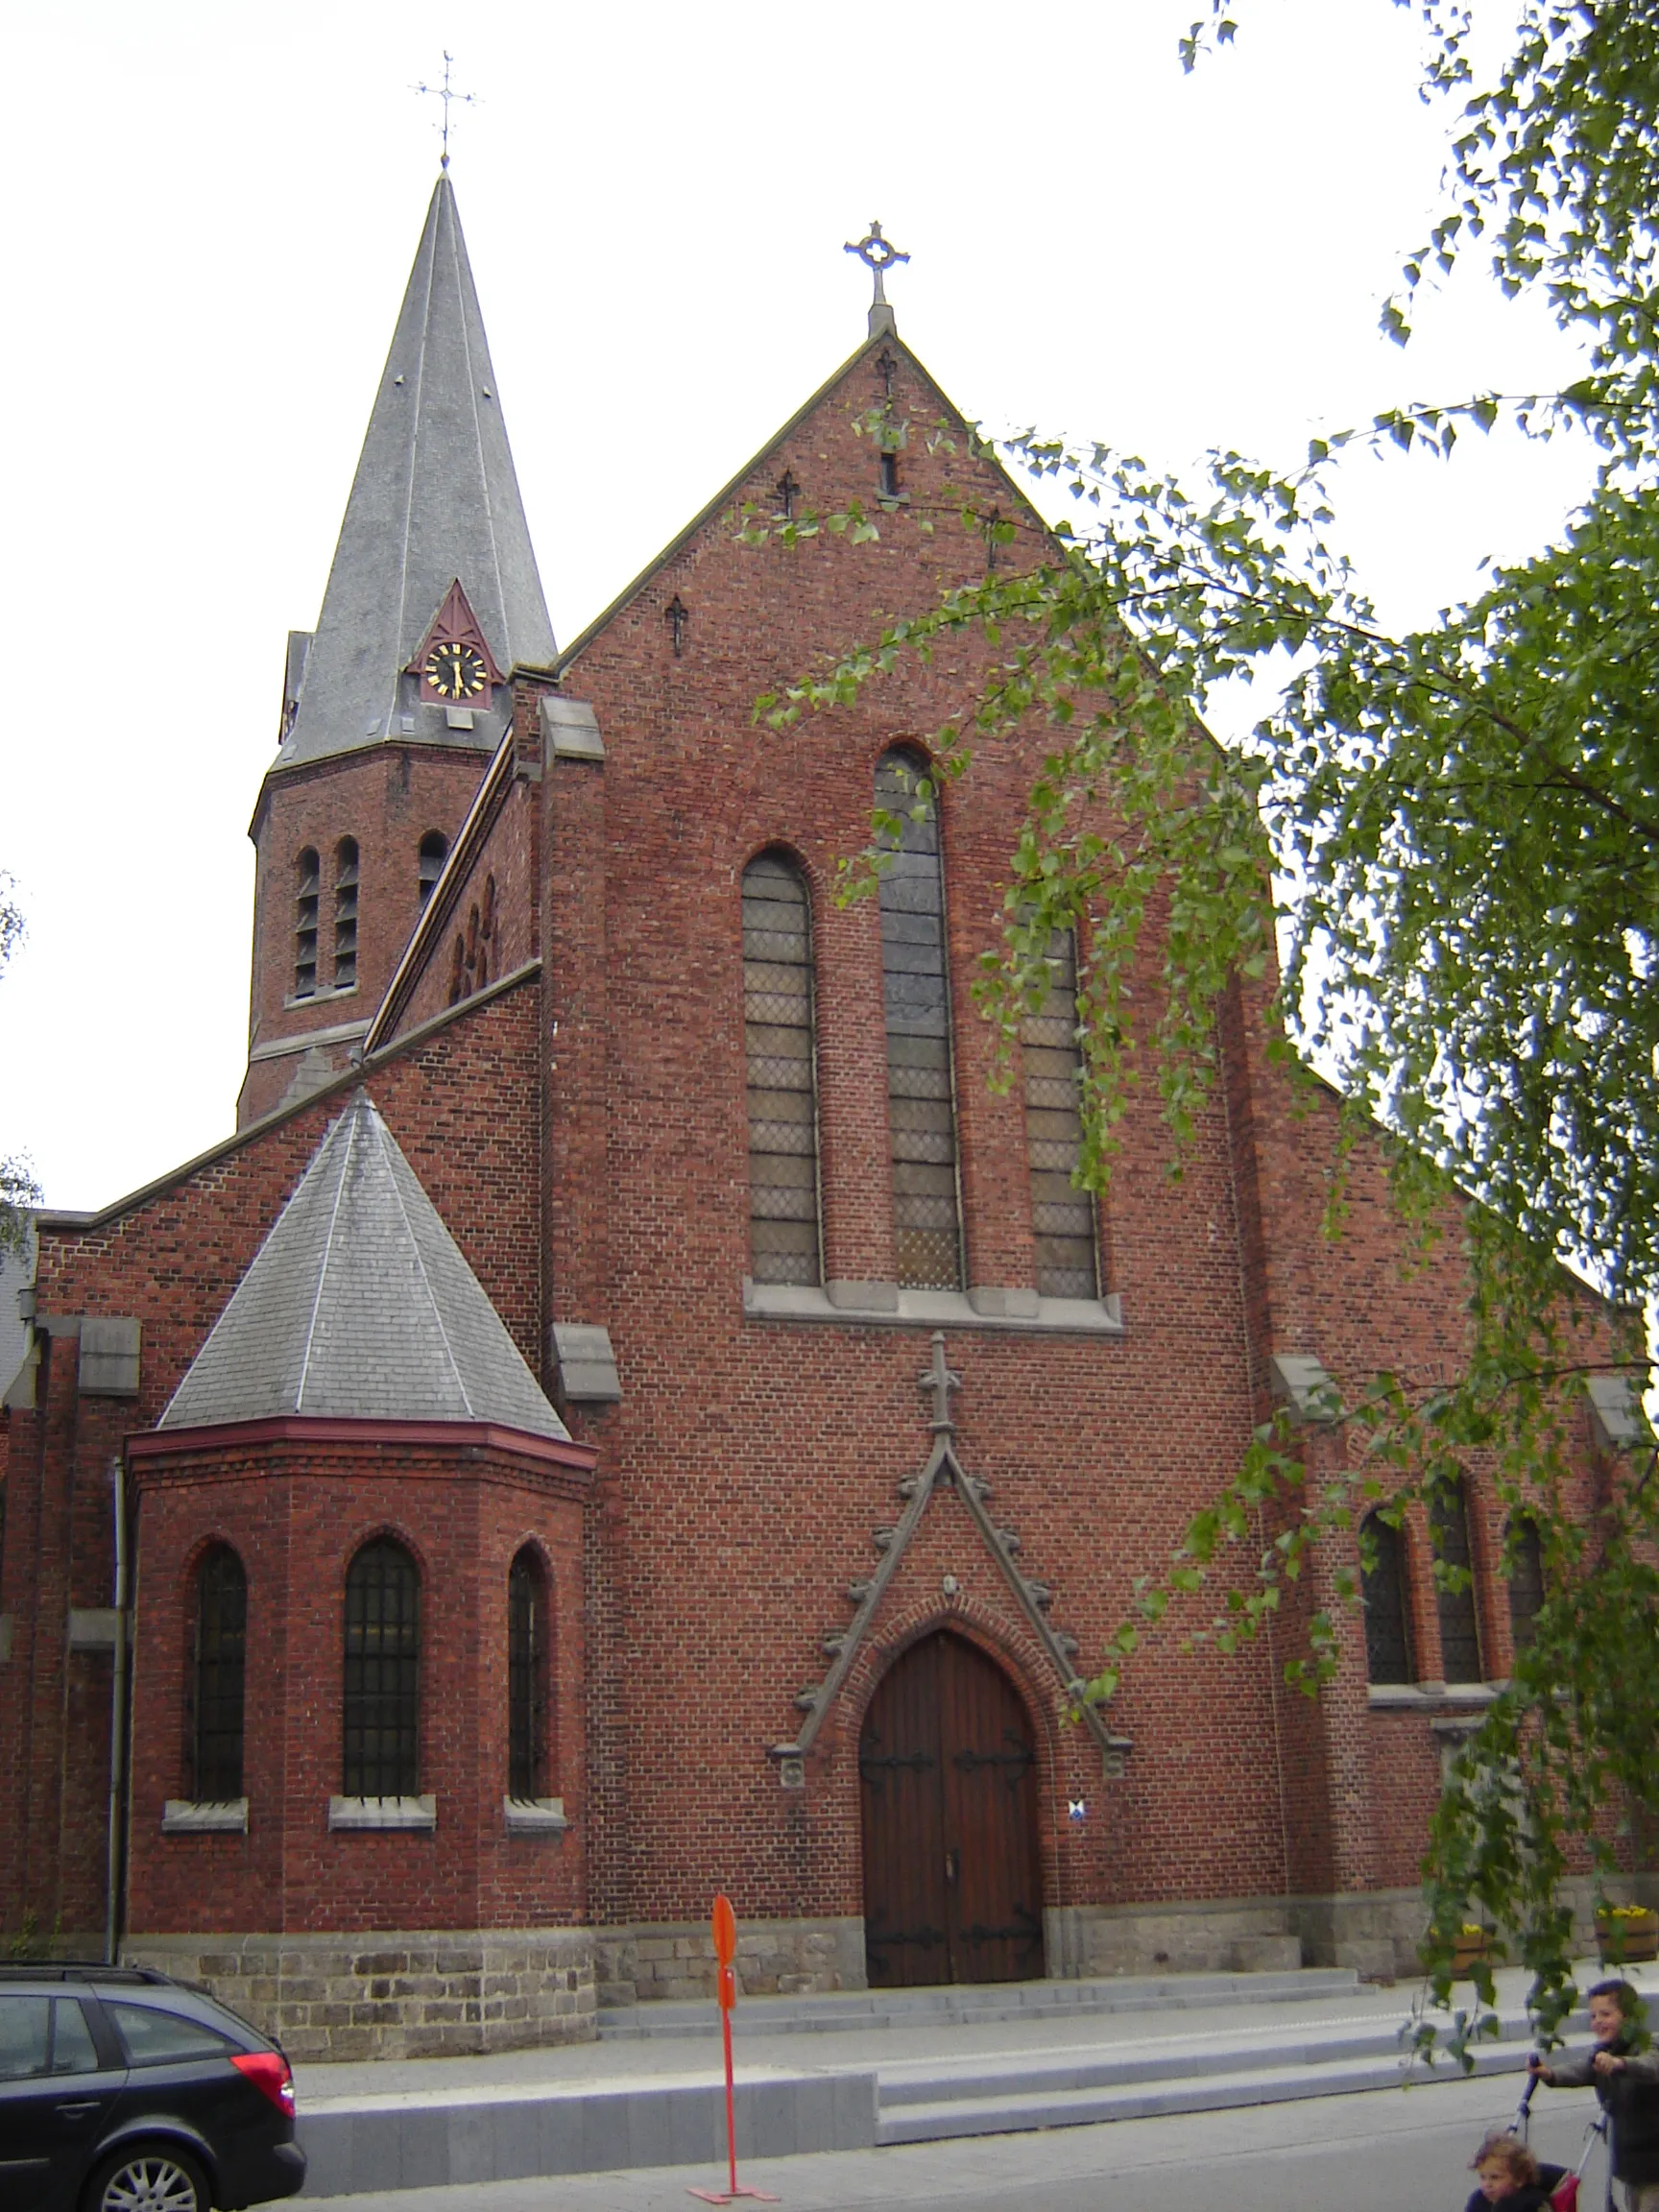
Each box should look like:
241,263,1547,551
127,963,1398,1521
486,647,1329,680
302,2074,1611,2212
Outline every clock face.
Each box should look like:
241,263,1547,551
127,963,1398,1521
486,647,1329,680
424,639,489,700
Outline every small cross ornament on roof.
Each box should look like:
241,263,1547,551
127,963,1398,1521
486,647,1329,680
845,219,909,337
414,52,479,171
920,1332,961,1433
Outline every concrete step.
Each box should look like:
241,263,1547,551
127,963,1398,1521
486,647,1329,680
596,1967,1362,2039
296,2064,880,2198
875,2033,1537,2146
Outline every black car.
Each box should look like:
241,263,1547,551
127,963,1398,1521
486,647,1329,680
0,1966,304,2212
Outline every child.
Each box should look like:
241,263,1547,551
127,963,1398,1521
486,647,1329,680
1464,2131,1552,2211
1530,1978,1659,2212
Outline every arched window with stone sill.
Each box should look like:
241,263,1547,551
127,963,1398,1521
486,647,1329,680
876,750,963,1290
742,852,822,1286
295,848,320,998
342,1537,420,1797
333,837,360,990
507,1547,549,1801
189,1545,247,1802
1360,1511,1412,1686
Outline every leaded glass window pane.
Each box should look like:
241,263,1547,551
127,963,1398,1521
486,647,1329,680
1507,1514,1545,1655
508,1548,545,1801
742,855,822,1286
877,753,963,1290
192,1545,247,1801
343,1538,420,1796
1360,1513,1412,1685
1020,928,1099,1299
1434,1477,1484,1683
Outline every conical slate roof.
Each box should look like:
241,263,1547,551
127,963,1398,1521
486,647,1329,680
276,175,556,770
160,1093,568,1439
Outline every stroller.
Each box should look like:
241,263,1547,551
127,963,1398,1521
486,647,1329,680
1505,2073,1612,2212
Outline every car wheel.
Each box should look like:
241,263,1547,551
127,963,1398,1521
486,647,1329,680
84,2145,210,2212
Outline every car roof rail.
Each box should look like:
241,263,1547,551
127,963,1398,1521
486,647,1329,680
0,1961,177,1985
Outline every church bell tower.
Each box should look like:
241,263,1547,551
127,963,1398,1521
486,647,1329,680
238,175,555,1127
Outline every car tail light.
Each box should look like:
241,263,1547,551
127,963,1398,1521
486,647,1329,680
231,2050,296,2116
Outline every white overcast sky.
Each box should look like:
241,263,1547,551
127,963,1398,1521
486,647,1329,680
1,0,1593,1214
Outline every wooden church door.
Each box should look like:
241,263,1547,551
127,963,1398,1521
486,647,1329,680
859,1630,1046,1986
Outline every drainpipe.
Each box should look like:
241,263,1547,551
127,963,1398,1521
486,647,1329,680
106,1456,129,1965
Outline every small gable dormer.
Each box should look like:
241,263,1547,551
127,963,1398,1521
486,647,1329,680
409,578,506,706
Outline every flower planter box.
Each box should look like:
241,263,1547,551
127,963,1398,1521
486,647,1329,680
1596,1909,1659,1964
1451,1933,1491,1978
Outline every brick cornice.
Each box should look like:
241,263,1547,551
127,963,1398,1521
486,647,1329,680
127,1414,596,1484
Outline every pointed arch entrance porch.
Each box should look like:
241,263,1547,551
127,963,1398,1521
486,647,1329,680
859,1629,1045,1987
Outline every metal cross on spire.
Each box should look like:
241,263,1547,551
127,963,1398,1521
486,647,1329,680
919,1332,961,1434
414,52,479,171
844,219,909,337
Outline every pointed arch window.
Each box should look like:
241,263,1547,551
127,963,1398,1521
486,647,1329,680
742,854,821,1286
508,1548,548,1801
343,1538,420,1797
295,848,320,998
1360,1511,1412,1685
188,1546,247,1801
418,831,448,911
877,751,963,1290
1021,928,1099,1298
1506,1513,1546,1656
1433,1475,1484,1683
333,837,359,990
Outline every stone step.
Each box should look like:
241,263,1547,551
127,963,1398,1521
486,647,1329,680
296,2064,880,2197
874,2034,1537,2146
595,1966,1361,2039
875,2009,1536,2109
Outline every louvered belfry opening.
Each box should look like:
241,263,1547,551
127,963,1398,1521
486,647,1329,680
333,837,360,990
1360,1511,1412,1685
295,848,320,998
418,830,448,911
1434,1477,1483,1682
507,1547,547,1801
877,752,963,1290
742,853,822,1286
1021,929,1099,1299
343,1538,421,1796
190,1545,247,1801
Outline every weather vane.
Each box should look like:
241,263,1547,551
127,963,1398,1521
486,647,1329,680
414,52,479,171
844,219,909,336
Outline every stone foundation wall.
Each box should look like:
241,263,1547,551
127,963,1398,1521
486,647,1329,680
1045,1898,1304,1980
594,1917,866,2007
123,1928,596,2061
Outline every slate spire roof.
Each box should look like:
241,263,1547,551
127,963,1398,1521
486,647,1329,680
160,1093,568,1439
275,174,556,770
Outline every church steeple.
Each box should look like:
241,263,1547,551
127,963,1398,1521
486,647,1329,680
276,174,555,770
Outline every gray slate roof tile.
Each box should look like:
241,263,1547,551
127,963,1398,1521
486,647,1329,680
160,1092,567,1440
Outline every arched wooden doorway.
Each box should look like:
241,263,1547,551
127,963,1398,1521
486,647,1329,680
859,1629,1045,1986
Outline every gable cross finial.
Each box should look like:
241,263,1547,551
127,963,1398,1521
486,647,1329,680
414,52,479,171
845,219,909,337
920,1332,961,1434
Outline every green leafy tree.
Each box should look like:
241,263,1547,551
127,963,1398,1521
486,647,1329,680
750,0,1659,2052
1,871,40,1259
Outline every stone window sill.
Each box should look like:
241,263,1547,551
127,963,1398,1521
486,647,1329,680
328,1794,436,1832
162,1798,249,1835
743,1280,1125,1335
1367,1682,1501,1712
284,983,359,1012
504,1795,568,1835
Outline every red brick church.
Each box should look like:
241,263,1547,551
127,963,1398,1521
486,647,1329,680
0,178,1632,2059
